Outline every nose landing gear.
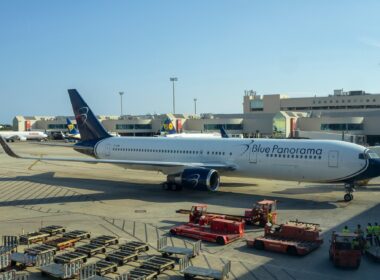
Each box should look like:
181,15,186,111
344,183,356,202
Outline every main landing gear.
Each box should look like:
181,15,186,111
161,182,183,191
344,183,356,202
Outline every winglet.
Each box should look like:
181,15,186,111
0,137,21,158
220,127,229,138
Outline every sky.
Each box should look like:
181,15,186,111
0,0,380,123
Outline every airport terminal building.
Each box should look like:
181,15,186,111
12,89,380,145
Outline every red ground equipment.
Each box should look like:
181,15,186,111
329,232,361,269
170,218,244,245
176,200,277,227
247,220,323,256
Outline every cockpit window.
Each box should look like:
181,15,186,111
358,153,366,159
359,151,379,159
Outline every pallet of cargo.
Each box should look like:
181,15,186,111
63,230,91,241
119,241,149,253
90,235,119,247
24,244,56,256
39,225,66,236
105,249,138,266
140,256,175,274
19,232,49,245
75,244,106,258
366,246,380,262
54,252,88,264
95,260,117,276
180,257,231,280
44,237,80,251
157,237,201,258
39,261,82,279
128,267,157,280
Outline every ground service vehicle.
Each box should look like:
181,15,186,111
176,200,277,227
247,220,323,255
329,232,361,269
170,218,244,245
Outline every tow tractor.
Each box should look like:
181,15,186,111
170,218,244,245
247,220,323,255
176,200,277,227
329,232,361,269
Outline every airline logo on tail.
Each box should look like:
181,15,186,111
162,118,177,134
66,118,79,135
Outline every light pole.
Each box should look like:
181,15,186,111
193,98,197,115
119,91,124,116
170,77,178,114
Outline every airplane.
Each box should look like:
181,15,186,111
161,117,224,138
1,89,380,202
0,131,48,142
65,118,81,141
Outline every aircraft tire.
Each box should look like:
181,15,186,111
344,193,353,202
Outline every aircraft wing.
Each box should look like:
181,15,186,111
0,137,236,171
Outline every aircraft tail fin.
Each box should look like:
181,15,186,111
66,118,79,135
162,117,177,134
220,127,229,138
68,89,111,142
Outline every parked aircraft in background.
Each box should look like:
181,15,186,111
0,131,48,142
1,89,380,202
65,118,81,141
161,117,222,138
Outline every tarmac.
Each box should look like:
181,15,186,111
0,141,379,279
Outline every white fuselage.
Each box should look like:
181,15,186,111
92,137,369,183
0,131,48,141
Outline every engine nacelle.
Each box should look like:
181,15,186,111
167,168,220,191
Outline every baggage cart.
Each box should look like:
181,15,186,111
180,257,231,280
105,249,138,266
0,252,10,271
19,232,49,245
24,244,56,256
1,236,18,253
79,263,129,280
90,236,118,247
119,241,149,253
75,244,106,258
39,226,66,236
0,270,29,280
157,237,201,258
141,256,175,274
128,267,157,280
63,230,91,240
39,261,82,279
44,237,80,251
54,252,88,264
11,251,54,268
95,260,117,276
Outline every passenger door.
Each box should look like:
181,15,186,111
249,146,257,163
105,144,111,157
328,150,339,167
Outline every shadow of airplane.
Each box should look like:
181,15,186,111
274,184,380,195
0,172,337,210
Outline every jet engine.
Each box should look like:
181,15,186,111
167,168,220,191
